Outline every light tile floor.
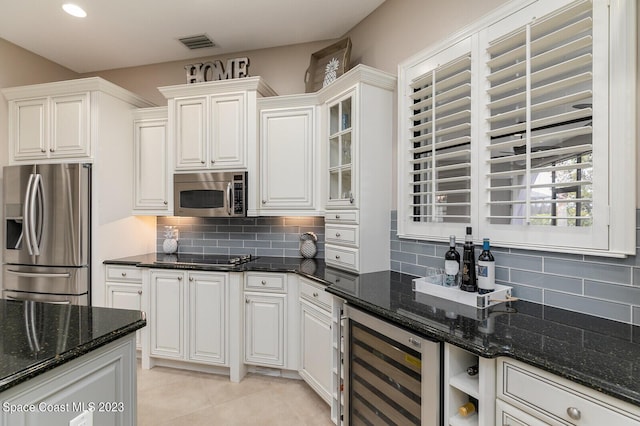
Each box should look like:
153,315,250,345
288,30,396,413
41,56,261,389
137,365,334,426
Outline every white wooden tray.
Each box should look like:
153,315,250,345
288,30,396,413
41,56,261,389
412,277,513,309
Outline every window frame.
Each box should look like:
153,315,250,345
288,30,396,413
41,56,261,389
397,0,636,256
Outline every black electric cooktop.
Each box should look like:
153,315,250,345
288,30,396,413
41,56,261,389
153,253,259,268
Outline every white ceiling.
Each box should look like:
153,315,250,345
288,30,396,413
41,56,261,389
0,0,385,73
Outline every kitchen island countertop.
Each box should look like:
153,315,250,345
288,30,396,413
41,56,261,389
105,253,640,407
0,300,145,393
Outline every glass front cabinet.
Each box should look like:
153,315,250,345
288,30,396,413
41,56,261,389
327,93,355,208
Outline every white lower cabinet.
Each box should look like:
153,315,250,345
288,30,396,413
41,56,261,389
149,269,228,365
299,278,332,404
244,292,286,366
497,358,640,426
105,265,143,350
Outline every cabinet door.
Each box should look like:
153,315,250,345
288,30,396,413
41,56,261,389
175,97,208,169
188,272,227,365
260,106,316,211
210,94,245,168
496,399,550,426
11,98,48,161
326,91,356,208
149,270,185,359
244,292,285,366
50,93,90,158
106,283,143,349
133,117,169,212
300,300,332,403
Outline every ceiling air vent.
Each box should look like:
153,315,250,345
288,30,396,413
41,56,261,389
178,34,215,50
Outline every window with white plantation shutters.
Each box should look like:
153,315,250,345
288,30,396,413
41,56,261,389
485,0,595,229
398,0,635,255
409,55,473,225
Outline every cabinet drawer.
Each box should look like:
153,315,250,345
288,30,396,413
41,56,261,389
299,279,332,311
499,359,640,425
325,244,359,272
245,272,287,292
324,211,358,224
105,265,142,282
325,224,358,246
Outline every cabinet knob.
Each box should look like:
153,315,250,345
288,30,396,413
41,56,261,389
313,292,319,297
49,148,55,152
163,201,168,205
335,255,341,260
200,161,205,164
262,200,266,204
261,280,267,285
41,148,46,153
189,277,193,281
211,160,215,164
137,290,142,295
566,407,581,420
350,196,354,204
121,272,127,277
177,276,183,281
335,232,341,238
335,215,341,219
245,298,250,304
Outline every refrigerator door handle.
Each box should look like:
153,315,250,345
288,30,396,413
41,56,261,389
28,174,42,256
23,173,35,255
5,294,72,305
6,269,71,279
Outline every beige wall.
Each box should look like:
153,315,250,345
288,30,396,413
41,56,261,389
81,40,336,106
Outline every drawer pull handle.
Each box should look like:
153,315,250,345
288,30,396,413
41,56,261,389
566,407,581,420
261,280,267,285
335,255,340,260
121,272,127,277
335,232,341,238
313,292,319,297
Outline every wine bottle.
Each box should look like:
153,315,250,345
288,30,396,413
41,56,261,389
460,227,477,292
443,235,461,287
477,238,495,294
458,401,476,417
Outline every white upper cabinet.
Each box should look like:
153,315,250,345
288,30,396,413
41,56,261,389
318,65,396,273
3,78,153,165
133,107,170,215
398,0,636,255
253,94,320,216
159,77,276,172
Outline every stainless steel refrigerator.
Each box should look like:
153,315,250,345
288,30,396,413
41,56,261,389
3,163,91,305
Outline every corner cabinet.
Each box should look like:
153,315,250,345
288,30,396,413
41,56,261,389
252,94,320,216
132,107,170,215
319,65,396,273
159,77,277,172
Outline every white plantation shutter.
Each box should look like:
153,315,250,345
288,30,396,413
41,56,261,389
409,55,472,223
398,0,635,255
399,37,477,239
481,0,609,250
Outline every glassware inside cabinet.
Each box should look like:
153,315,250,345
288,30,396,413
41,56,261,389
329,170,340,200
341,98,352,131
341,133,352,165
341,169,352,200
330,104,340,135
330,137,340,168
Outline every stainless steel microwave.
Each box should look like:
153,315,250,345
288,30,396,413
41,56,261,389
173,171,247,217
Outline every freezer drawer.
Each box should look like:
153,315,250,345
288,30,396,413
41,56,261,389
3,265,89,296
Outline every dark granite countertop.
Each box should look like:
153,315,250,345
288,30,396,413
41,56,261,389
0,300,145,393
105,254,640,407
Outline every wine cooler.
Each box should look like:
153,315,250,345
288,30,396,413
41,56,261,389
344,306,442,425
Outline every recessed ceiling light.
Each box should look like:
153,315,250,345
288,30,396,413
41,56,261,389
62,3,87,18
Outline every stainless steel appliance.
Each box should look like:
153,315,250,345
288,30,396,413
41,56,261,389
174,171,247,217
344,305,442,425
3,163,91,305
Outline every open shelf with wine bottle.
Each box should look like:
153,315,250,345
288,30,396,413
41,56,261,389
444,343,495,426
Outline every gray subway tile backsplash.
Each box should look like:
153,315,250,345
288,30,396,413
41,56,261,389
157,216,324,258
390,210,640,324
